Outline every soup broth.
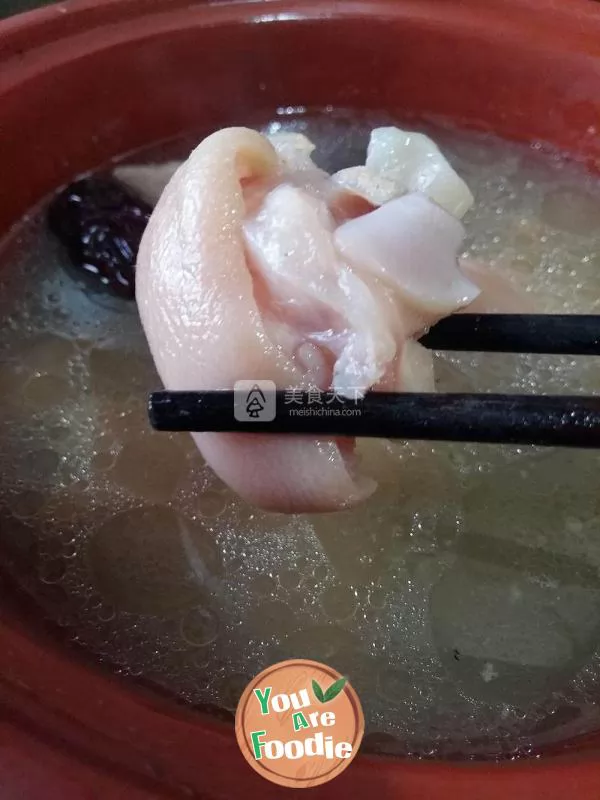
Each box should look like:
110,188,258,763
0,110,599,760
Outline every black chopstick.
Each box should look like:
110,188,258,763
148,391,600,448
419,314,600,355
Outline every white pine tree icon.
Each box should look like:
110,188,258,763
245,385,266,418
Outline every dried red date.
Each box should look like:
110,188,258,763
47,176,152,299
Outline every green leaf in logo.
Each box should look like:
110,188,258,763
323,676,347,702
312,679,325,703
312,676,348,704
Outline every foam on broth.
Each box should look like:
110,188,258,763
0,110,599,760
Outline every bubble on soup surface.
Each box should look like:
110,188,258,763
24,373,71,407
12,489,46,519
278,569,302,590
320,582,357,620
38,557,66,585
368,587,388,610
97,603,116,622
196,491,227,518
47,494,81,523
180,606,219,647
248,573,277,597
46,422,72,443
91,448,117,472
87,505,222,614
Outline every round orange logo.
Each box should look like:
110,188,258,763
235,659,364,788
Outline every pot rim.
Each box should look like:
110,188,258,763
2,0,600,796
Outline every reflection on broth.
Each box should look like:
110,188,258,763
0,110,599,760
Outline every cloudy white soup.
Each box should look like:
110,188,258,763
0,111,599,760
